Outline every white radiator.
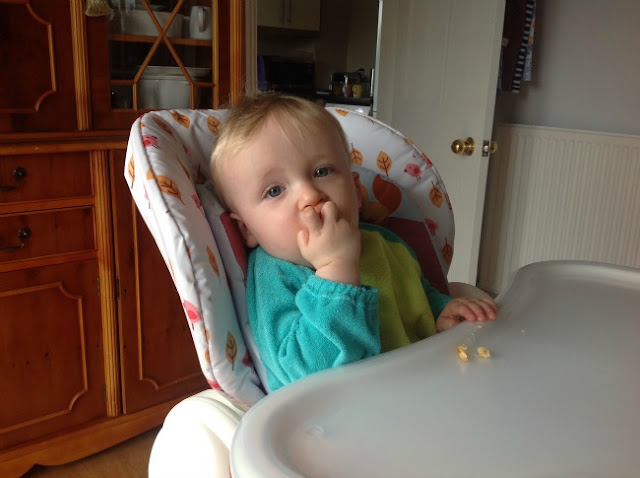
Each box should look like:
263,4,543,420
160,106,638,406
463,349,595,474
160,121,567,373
478,124,640,294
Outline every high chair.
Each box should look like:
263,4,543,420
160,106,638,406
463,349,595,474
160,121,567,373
125,107,490,477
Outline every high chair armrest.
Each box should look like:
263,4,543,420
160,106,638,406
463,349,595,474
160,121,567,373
148,390,245,478
448,282,494,300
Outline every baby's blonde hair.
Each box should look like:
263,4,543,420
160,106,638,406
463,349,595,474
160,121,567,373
210,93,350,208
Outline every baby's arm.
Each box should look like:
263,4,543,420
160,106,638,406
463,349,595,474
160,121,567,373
297,201,361,286
250,257,380,388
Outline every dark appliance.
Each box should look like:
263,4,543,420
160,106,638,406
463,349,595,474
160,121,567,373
258,56,315,94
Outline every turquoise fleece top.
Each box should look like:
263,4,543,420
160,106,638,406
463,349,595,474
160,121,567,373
246,224,451,391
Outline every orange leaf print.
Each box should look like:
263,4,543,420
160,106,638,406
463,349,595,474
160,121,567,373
442,238,453,264
335,109,349,116
127,155,135,183
429,182,443,208
205,348,211,363
205,327,211,343
372,174,402,214
376,151,392,176
156,175,184,203
226,331,237,370
153,117,173,135
445,192,452,211
404,137,414,146
350,143,363,165
207,116,221,135
206,245,220,277
171,111,191,128
179,159,191,179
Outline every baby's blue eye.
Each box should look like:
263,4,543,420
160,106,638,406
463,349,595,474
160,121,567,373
314,167,331,178
266,186,282,198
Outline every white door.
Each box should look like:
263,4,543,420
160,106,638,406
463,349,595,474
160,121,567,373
376,0,505,284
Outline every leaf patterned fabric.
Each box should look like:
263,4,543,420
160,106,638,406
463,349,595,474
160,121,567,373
125,108,454,407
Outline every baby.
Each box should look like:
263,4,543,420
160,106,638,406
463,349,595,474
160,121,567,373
211,94,497,391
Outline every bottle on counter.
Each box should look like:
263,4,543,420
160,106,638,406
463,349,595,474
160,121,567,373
342,74,352,97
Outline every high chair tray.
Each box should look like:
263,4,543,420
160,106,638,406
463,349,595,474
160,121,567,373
231,261,640,477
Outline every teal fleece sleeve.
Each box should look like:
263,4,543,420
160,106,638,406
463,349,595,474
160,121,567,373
247,248,380,392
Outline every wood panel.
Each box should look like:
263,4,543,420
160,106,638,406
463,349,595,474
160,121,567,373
0,0,78,132
0,260,106,450
109,151,207,414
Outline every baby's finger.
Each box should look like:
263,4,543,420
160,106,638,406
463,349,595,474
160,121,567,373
447,298,482,322
320,201,338,224
463,298,497,321
301,205,322,232
471,297,498,320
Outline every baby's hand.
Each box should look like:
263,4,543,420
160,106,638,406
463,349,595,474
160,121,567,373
297,201,361,285
435,297,498,332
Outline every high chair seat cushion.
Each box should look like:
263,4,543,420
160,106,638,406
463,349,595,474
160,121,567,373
126,107,455,406
329,109,454,283
126,109,265,407
352,165,449,294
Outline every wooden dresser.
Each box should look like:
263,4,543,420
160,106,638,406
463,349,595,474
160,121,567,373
0,1,244,475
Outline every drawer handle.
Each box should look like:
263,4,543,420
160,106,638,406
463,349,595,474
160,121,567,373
1,227,32,251
0,167,27,191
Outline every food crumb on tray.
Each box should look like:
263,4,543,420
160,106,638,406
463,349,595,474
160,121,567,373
457,344,469,361
456,343,492,361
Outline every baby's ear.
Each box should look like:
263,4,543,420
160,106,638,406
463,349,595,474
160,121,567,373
230,213,259,248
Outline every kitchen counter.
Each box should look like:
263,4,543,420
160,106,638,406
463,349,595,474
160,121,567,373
315,91,372,106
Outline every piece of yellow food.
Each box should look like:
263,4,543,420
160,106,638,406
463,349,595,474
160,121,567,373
457,344,469,361
477,346,492,358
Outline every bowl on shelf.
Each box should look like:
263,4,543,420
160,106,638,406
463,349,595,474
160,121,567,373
110,10,184,37
138,66,211,109
141,65,212,79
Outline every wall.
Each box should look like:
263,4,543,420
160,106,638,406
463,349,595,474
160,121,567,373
316,0,378,90
494,0,640,135
315,0,350,89
345,0,379,73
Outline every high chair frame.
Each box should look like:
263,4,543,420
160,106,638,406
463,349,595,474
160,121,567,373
125,107,488,477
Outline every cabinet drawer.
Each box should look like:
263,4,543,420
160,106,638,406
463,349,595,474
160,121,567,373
0,208,95,264
0,153,93,206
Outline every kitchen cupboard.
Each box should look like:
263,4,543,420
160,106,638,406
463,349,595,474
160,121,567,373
258,0,321,31
0,0,244,476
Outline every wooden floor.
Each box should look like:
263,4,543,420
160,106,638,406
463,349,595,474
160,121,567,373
21,427,159,477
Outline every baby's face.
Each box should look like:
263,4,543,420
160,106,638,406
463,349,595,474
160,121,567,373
219,116,360,267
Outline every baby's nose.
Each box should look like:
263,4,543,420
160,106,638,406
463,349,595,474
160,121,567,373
297,183,325,211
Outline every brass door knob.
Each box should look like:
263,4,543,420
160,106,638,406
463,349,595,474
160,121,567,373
451,137,475,156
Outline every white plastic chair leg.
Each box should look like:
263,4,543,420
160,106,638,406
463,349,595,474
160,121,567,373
148,390,245,478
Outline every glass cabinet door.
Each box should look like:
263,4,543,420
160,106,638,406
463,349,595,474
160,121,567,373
108,0,217,111
88,0,243,130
